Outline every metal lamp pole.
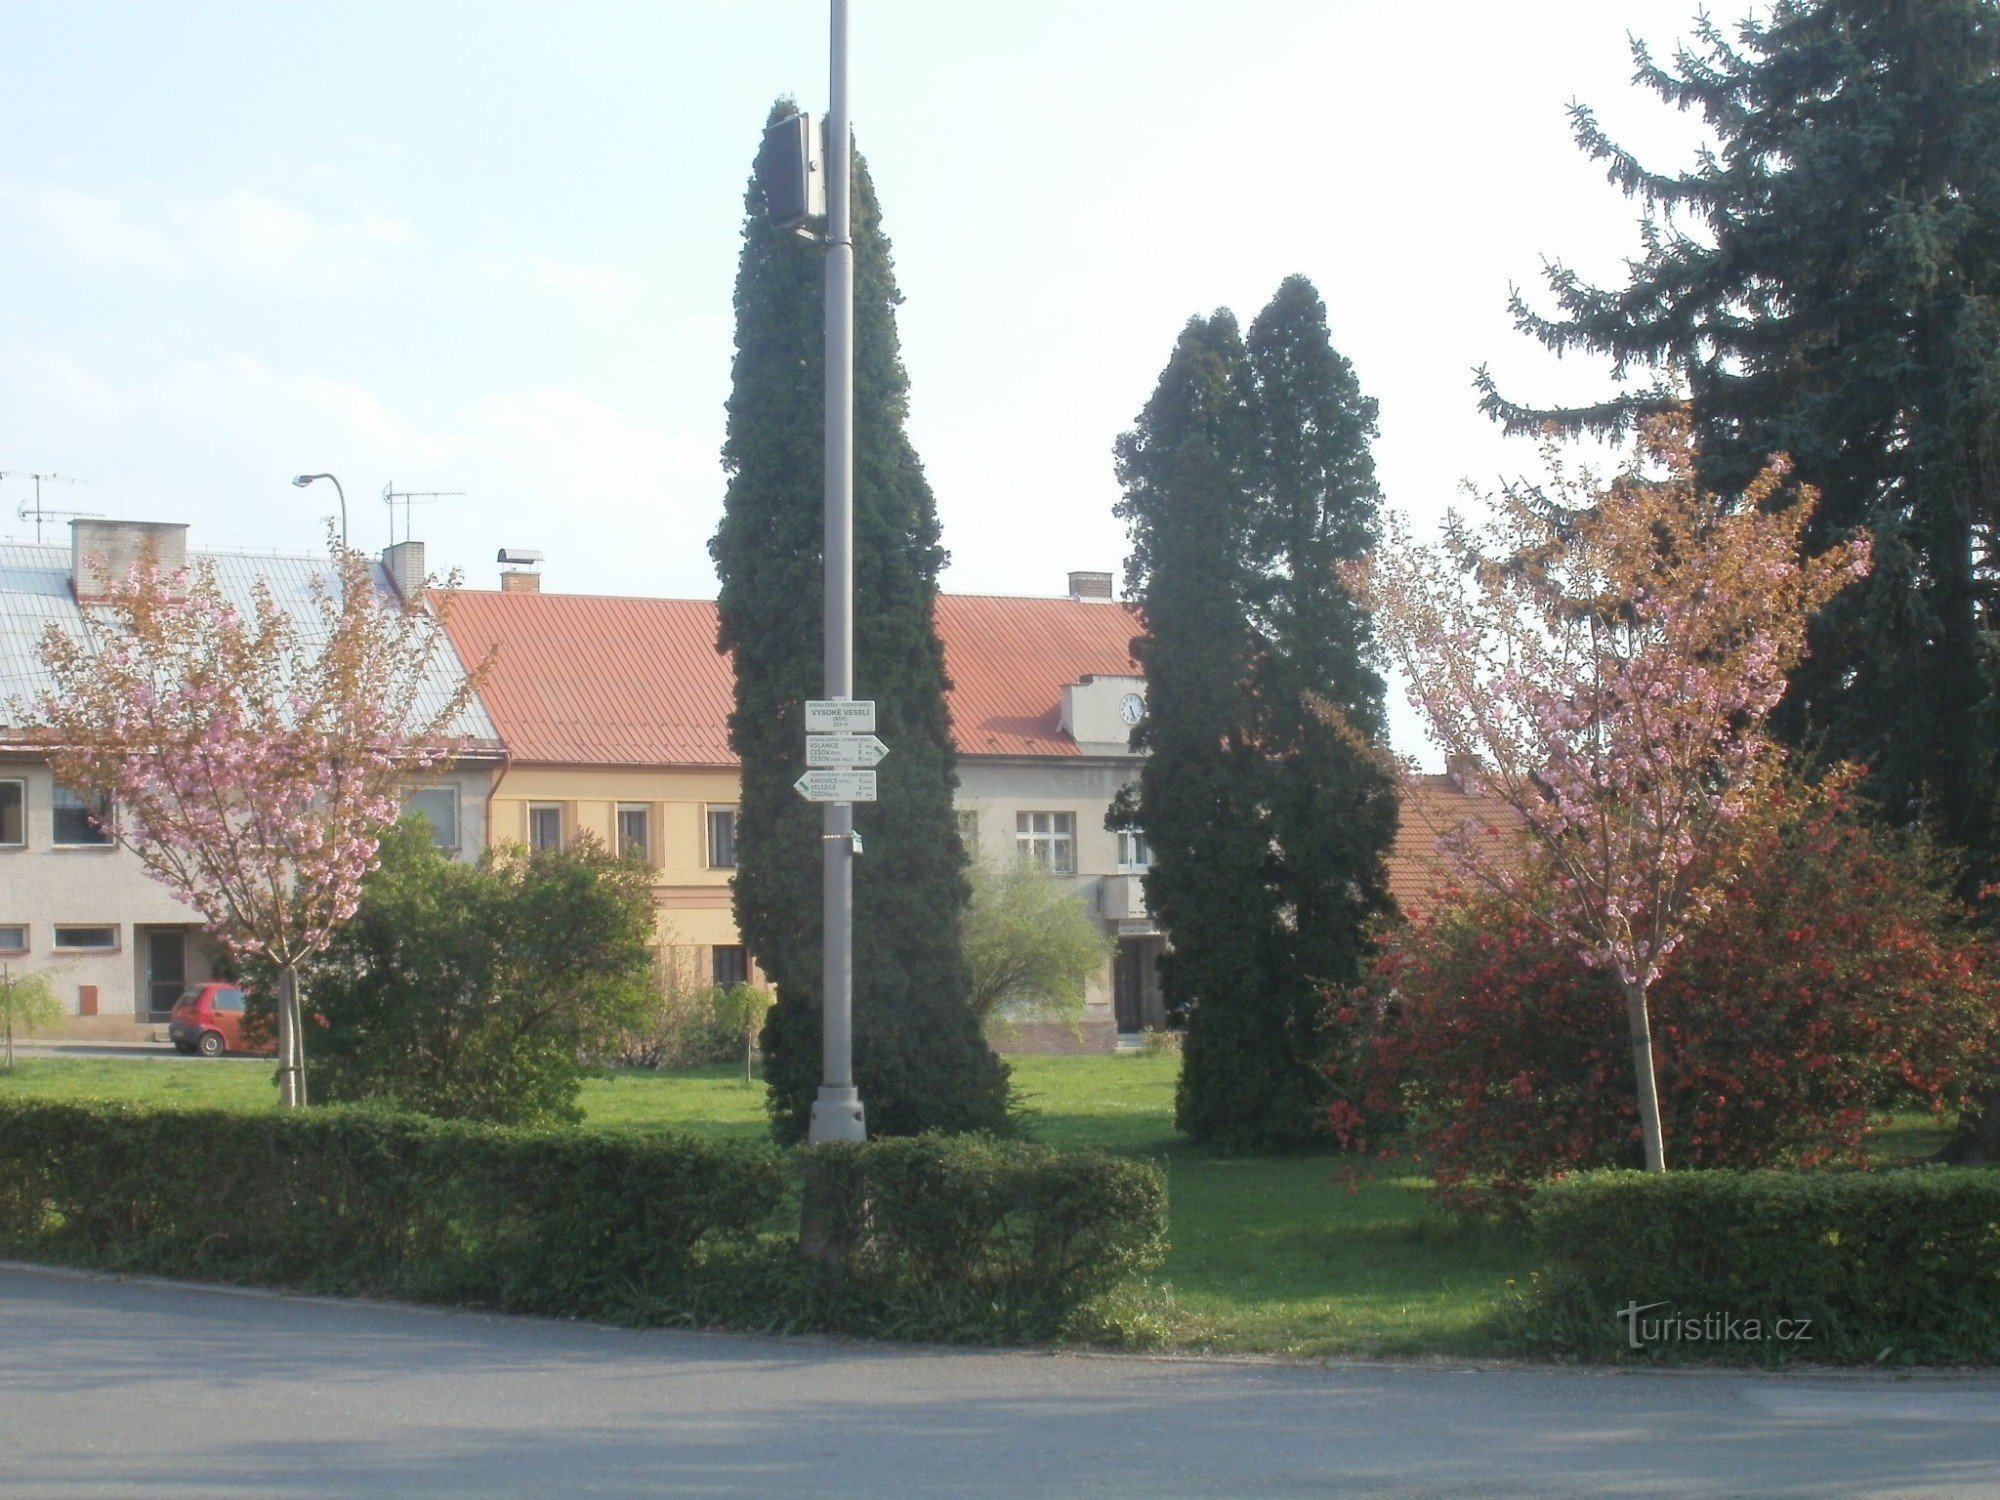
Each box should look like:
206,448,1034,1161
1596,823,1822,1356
292,473,348,550
808,0,865,1146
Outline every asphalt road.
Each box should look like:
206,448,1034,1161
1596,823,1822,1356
2,1264,1996,1498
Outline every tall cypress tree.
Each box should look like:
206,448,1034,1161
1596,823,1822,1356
1117,282,1397,1149
1240,276,1400,1145
1476,1,2000,896
711,106,1010,1143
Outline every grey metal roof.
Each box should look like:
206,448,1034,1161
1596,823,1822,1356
0,541,500,748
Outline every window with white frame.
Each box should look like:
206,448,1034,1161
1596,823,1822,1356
617,804,651,863
0,780,22,847
1117,828,1152,871
707,806,737,869
402,786,459,850
1015,811,1076,874
52,784,113,846
0,925,26,954
528,803,564,853
53,925,117,952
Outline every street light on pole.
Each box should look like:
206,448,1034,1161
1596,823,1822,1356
292,473,347,550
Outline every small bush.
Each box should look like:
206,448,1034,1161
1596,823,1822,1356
614,981,769,1072
1512,1168,2000,1364
305,823,663,1126
797,1135,1168,1341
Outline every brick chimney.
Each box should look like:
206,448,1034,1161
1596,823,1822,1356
383,540,426,604
1067,570,1114,602
1445,753,1485,792
70,519,189,601
497,547,543,594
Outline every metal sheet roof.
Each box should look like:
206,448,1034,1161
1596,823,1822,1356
0,542,499,747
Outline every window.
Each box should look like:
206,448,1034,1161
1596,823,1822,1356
0,780,22,847
712,945,749,987
0,925,25,954
617,804,651,863
956,810,980,853
402,786,459,850
707,807,738,869
53,925,117,952
212,986,246,1014
52,784,113,847
1117,828,1152,871
1016,811,1076,874
528,803,564,853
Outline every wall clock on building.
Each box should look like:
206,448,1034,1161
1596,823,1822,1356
1118,693,1146,726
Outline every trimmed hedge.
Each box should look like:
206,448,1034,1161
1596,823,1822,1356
0,1100,783,1317
798,1135,1169,1341
1514,1169,2000,1364
0,1100,1166,1342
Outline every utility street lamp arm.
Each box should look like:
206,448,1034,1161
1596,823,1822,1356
292,473,348,551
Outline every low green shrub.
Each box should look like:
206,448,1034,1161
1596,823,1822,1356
798,1135,1169,1341
1513,1168,2000,1364
0,1101,1167,1344
0,1099,785,1316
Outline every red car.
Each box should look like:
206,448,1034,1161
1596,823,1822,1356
167,982,276,1058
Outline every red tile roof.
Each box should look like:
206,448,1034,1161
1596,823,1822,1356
1389,774,1528,917
936,594,1140,757
442,589,1141,768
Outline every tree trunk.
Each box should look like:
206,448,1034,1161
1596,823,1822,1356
276,965,309,1108
1621,979,1668,1172
1939,1082,2000,1165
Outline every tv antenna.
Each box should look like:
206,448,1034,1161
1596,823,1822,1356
381,481,465,547
3,472,100,543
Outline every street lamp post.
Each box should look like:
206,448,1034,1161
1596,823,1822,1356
292,473,347,550
808,0,864,1147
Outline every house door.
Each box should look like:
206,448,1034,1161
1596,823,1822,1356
145,930,187,1020
1112,938,1145,1033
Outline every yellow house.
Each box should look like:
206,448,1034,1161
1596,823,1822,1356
445,585,754,986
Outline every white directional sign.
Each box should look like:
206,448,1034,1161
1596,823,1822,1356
806,733,889,768
794,769,877,803
805,699,876,733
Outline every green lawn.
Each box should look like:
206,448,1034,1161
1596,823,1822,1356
0,1049,1957,1358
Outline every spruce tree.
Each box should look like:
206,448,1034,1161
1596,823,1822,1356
1476,1,2000,896
1116,282,1397,1149
711,106,1010,1143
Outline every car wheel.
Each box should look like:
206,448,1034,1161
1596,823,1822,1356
196,1031,225,1058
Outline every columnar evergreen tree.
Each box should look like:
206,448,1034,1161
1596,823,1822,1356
1238,277,1401,1144
1476,0,2000,897
1116,280,1398,1150
711,105,1010,1143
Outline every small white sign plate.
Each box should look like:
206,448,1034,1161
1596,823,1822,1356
805,699,876,733
806,733,889,768
793,769,878,803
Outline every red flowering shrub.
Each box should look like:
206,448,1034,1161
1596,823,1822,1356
1351,781,2000,1207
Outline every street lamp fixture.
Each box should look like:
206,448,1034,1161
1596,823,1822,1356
292,473,347,550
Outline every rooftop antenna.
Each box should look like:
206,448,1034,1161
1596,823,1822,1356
381,480,465,547
3,472,100,543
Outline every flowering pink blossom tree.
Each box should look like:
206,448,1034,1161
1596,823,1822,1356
1349,414,1870,1172
30,535,486,1106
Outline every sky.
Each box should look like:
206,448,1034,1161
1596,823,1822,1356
0,1,1734,762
